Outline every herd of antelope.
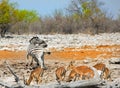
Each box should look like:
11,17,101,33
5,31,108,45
24,37,111,85
56,61,111,83
24,61,111,85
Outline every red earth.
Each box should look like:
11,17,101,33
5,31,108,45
0,45,119,61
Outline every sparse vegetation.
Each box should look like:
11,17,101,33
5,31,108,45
0,0,39,37
0,0,120,37
0,0,120,87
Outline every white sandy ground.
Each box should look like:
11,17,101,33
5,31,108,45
0,33,120,51
0,33,120,88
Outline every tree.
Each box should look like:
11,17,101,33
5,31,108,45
0,0,16,37
13,9,39,23
0,0,39,37
67,0,105,34
12,9,39,34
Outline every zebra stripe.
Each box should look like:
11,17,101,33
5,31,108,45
26,36,48,69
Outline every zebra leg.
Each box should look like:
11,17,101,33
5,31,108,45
40,56,45,68
33,52,43,67
38,52,46,69
26,53,30,66
32,56,40,66
30,57,34,66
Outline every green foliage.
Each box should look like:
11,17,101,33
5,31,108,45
13,9,39,23
69,0,104,20
0,0,16,24
82,2,92,17
81,0,103,18
0,0,39,24
0,0,39,37
72,13,81,20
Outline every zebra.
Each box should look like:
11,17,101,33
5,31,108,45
26,36,50,69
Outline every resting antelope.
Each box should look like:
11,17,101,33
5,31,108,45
67,61,94,82
55,66,66,84
23,66,44,85
93,63,110,80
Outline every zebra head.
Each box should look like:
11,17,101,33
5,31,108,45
29,36,48,48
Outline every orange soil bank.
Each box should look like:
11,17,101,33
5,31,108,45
0,45,120,61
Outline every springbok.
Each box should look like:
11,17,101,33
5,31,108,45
67,61,94,82
55,66,66,84
93,62,105,77
93,62,110,80
23,66,44,85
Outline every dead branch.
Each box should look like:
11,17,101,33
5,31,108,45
4,61,20,83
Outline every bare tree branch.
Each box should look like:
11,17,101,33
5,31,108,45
4,61,20,83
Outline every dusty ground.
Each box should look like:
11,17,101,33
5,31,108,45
0,33,120,87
